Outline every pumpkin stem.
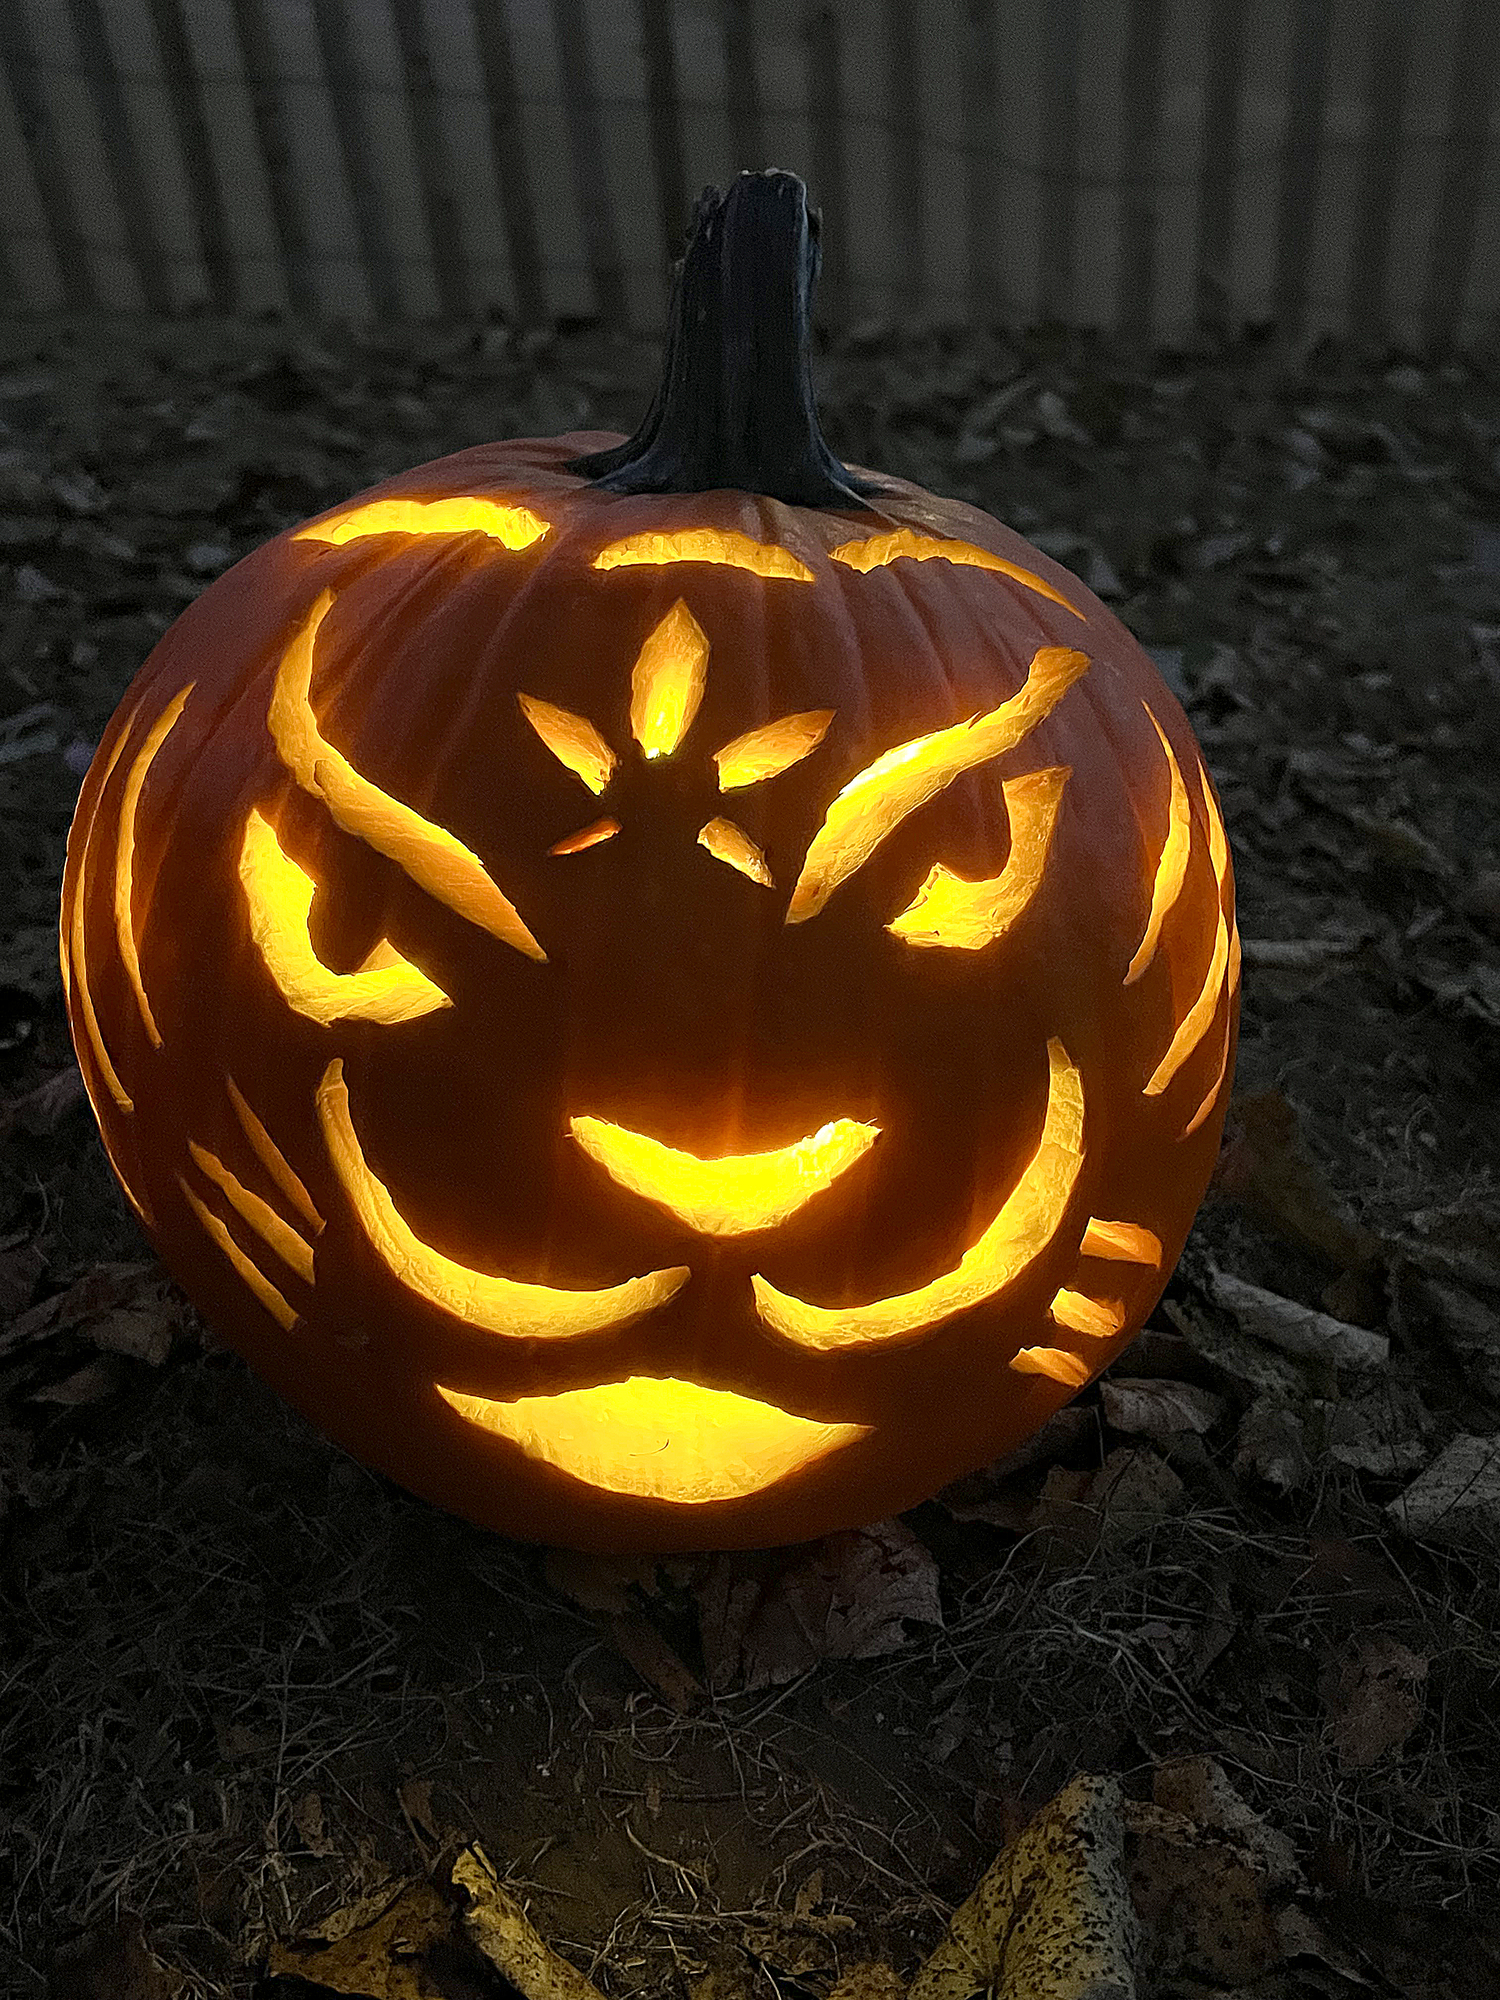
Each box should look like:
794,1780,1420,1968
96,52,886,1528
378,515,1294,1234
567,170,882,507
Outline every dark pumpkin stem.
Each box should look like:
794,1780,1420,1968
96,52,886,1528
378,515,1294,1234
567,170,881,507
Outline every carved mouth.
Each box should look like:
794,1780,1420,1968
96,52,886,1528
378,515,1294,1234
435,1374,869,1502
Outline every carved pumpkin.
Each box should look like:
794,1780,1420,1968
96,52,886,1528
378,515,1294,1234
60,174,1237,1552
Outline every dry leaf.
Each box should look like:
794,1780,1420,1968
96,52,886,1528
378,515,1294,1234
291,1788,339,1858
1214,1091,1380,1272
1233,1397,1313,1492
1149,1757,1300,1888
908,1771,1138,1999
826,1965,906,2000
267,1878,451,1996
1320,1632,1428,1769
1034,1447,1185,1562
1211,1268,1388,1370
696,1518,942,1693
48,1915,177,2000
1099,1378,1227,1439
1387,1432,1500,1545
607,1609,704,1711
453,1845,605,1999
1125,1801,1283,1984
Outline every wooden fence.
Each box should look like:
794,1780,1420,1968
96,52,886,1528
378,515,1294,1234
1,0,1497,346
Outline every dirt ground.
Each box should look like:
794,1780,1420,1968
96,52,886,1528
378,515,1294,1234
2,307,1499,2000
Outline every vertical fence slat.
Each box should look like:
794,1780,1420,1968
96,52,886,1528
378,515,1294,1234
884,0,924,310
227,0,320,317
1038,0,1082,322
470,0,547,324
388,0,472,319
961,0,1000,321
143,0,236,312
1195,0,1244,332
1423,0,1500,349
1347,0,1415,341
550,0,629,324
0,2,99,310
640,0,690,264
1273,0,1333,340
721,0,764,174
804,4,848,329
64,0,172,312
1118,0,1166,340
310,0,402,323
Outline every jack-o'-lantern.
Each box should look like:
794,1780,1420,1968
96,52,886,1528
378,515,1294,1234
61,173,1237,1552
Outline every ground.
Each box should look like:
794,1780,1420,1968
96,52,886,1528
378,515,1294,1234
2,309,1499,2000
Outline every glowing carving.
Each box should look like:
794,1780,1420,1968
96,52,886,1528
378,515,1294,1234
1009,1346,1091,1387
294,496,550,550
593,530,814,582
188,1141,315,1284
753,1038,1084,1351
115,684,192,1046
629,600,710,758
1125,706,1191,985
68,729,133,1113
550,817,620,855
227,1077,323,1232
1146,758,1237,1105
1145,909,1229,1097
178,1175,296,1331
239,809,451,1025
1182,924,1240,1139
1050,1288,1126,1339
437,1375,868,1503
1080,1218,1160,1264
787,646,1090,925
887,766,1068,949
569,1112,880,1236
697,817,772,886
318,1059,689,1337
519,694,617,794
270,592,545,961
828,529,1084,619
715,710,834,790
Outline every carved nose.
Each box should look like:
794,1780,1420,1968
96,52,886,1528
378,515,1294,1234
567,1111,881,1236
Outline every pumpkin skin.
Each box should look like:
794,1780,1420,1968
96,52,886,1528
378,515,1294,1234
61,186,1237,1554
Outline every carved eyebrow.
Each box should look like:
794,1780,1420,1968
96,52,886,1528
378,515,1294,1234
269,591,546,962
292,496,551,550
786,645,1090,924
828,529,1085,619
592,529,815,581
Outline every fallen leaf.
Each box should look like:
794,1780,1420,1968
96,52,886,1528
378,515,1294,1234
1034,1447,1185,1563
1150,1756,1300,1888
907,1771,1137,1999
1100,1377,1227,1439
1214,1091,1380,1272
48,1915,177,2000
1387,1432,1500,1545
696,1518,942,1693
31,1356,125,1405
607,1609,704,1711
1320,1632,1428,1769
1320,1382,1433,1476
267,1878,451,1996
1125,1800,1283,1983
1234,1397,1313,1491
1211,1268,1389,1370
454,1845,605,1999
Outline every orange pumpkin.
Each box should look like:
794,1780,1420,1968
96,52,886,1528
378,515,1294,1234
60,174,1237,1552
